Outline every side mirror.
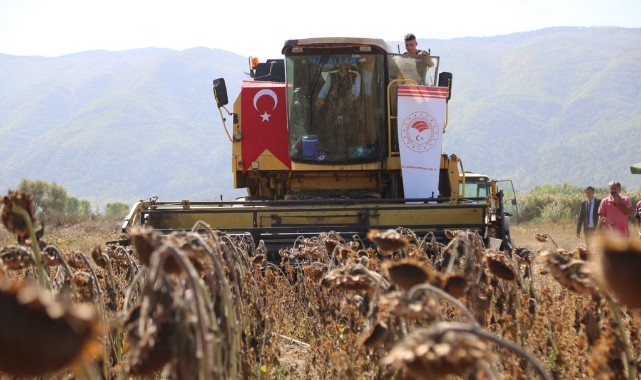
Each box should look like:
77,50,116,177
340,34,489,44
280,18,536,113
213,78,228,107
438,72,453,101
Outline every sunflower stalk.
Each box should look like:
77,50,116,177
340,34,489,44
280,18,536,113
603,292,636,380
527,263,538,302
114,245,140,282
104,258,118,311
366,269,389,320
102,258,124,368
11,203,50,290
123,267,147,312
194,234,243,379
43,245,75,294
511,281,526,348
148,243,214,380
75,252,111,378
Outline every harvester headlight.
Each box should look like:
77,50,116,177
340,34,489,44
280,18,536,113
489,209,498,222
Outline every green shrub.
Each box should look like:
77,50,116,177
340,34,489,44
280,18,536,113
538,201,574,223
517,183,641,223
105,202,130,221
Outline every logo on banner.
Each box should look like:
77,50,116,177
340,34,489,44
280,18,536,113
400,111,439,152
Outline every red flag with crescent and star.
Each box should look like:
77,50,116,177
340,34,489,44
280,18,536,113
240,81,291,172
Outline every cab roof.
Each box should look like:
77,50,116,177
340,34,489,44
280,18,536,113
282,37,391,54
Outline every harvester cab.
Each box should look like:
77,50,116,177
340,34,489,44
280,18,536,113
122,37,517,252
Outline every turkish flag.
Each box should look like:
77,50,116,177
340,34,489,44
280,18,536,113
240,81,291,172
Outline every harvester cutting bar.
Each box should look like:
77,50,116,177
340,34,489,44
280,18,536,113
123,198,488,251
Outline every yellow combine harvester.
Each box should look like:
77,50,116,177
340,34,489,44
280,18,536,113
122,37,517,252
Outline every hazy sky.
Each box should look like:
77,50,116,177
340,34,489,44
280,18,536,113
1,0,640,60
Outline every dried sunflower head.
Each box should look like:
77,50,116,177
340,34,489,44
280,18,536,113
513,247,534,264
129,225,164,267
358,321,389,348
0,280,101,377
91,245,110,269
166,231,213,276
43,246,63,267
367,229,410,253
380,290,440,320
444,229,459,239
383,258,433,291
575,246,590,261
67,251,91,270
443,273,468,298
251,253,265,266
592,234,641,309
319,231,343,254
302,264,326,283
1,190,37,243
0,246,35,270
417,231,439,258
440,232,471,270
124,304,175,376
131,228,209,275
321,266,377,291
540,250,598,296
73,271,95,302
382,323,494,378
534,233,549,243
106,245,131,269
485,250,518,281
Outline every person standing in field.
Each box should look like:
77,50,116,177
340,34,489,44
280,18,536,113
576,186,600,246
597,180,634,237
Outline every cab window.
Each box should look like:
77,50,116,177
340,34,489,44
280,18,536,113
286,53,386,164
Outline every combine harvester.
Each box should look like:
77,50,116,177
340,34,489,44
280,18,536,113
122,37,517,252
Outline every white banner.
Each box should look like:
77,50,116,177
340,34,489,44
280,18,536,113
397,85,448,199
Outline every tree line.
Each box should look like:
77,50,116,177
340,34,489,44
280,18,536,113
14,179,130,225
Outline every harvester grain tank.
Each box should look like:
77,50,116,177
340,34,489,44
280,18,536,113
121,37,517,251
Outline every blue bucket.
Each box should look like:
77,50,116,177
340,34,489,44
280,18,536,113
302,135,319,157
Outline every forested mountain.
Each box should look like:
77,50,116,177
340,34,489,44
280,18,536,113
434,27,641,192
1,27,640,208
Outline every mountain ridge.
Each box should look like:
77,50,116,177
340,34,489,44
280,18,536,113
1,27,640,208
